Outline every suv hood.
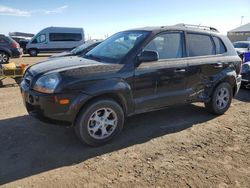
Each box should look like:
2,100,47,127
28,56,108,76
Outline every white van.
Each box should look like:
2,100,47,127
26,27,84,56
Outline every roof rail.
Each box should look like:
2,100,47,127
175,23,219,33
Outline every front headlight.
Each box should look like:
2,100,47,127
33,73,61,94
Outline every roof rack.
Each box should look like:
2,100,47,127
175,23,219,33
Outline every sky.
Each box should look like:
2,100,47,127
0,0,249,39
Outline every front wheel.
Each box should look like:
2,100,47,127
75,99,124,146
205,82,233,115
29,49,38,57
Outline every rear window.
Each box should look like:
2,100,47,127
187,33,215,57
0,37,8,44
212,36,226,54
49,33,82,41
233,42,250,48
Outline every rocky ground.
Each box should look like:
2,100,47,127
0,55,249,188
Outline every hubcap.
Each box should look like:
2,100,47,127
0,53,8,63
87,108,118,140
216,87,230,109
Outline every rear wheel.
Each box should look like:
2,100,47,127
75,99,124,146
205,82,233,115
0,52,9,64
29,49,38,57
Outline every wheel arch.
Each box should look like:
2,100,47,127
213,71,237,96
72,92,130,127
0,49,11,57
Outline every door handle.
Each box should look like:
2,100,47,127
214,62,223,68
174,68,186,73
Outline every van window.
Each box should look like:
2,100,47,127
145,32,183,59
49,33,82,41
212,36,226,54
32,34,46,44
187,33,215,57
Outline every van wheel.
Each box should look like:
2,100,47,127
75,99,124,146
205,82,232,115
29,49,38,57
0,52,9,64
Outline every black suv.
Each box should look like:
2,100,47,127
0,34,23,64
21,24,242,146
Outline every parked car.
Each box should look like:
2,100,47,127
241,62,250,88
233,41,250,59
0,34,23,64
49,40,102,59
21,24,242,146
26,27,84,57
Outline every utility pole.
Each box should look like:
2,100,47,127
241,16,244,26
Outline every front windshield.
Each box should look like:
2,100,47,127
84,31,149,63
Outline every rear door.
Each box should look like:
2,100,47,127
185,33,228,101
133,31,189,111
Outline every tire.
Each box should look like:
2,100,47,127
75,99,124,146
0,51,9,64
205,82,233,115
29,49,38,57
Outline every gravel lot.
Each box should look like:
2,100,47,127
0,55,249,188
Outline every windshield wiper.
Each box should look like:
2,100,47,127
84,54,101,62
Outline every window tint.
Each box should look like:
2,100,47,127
187,33,215,57
49,33,82,41
145,32,183,59
212,36,226,54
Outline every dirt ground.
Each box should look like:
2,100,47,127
0,55,249,188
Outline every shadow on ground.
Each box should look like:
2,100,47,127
235,88,250,103
0,104,216,185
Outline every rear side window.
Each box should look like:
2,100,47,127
145,32,183,59
49,33,82,41
187,33,215,57
213,36,226,54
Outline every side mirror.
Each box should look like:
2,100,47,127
138,50,159,63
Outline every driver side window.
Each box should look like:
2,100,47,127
32,34,46,44
145,32,184,60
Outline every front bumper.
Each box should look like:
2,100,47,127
20,83,90,123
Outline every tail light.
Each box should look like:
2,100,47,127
12,42,20,48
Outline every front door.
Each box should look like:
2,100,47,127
133,31,188,112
